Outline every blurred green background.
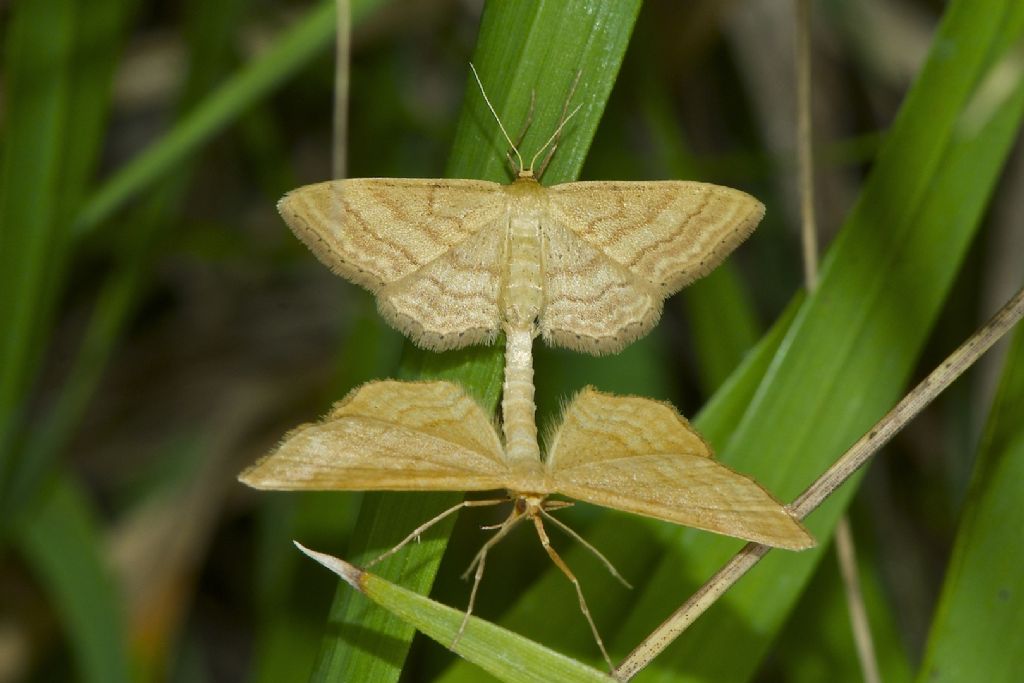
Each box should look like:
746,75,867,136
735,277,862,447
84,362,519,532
1,0,1022,681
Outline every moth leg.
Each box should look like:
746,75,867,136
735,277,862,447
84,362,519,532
540,508,631,589
517,88,536,146
461,510,523,580
453,511,524,646
536,69,583,179
368,497,507,568
531,514,613,671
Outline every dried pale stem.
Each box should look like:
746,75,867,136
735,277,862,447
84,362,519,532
795,1,876,675
796,0,818,289
529,102,583,176
833,498,878,679
834,517,882,683
535,69,584,179
614,285,1024,681
332,0,350,180
789,286,1024,515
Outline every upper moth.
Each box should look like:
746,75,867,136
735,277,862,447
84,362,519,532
277,65,764,467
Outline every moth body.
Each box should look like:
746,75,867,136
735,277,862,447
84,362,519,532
502,327,543,469
500,176,547,329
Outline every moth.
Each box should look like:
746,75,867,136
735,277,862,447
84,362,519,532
240,380,813,666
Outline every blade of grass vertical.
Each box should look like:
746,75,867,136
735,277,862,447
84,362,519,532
16,476,131,683
0,0,134,509
523,54,688,414
55,1,136,223
8,0,397,517
310,2,641,681
6,0,248,519
0,0,77,492
916,320,1024,682
12,1,271,677
0,2,133,681
608,1,1024,679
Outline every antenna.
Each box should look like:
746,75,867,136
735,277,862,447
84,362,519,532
469,63,525,175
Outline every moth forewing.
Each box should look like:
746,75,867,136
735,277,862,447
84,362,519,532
277,178,505,291
278,178,508,351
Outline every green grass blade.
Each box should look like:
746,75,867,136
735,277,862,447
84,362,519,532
774,523,913,683
300,545,614,683
436,515,665,680
15,476,131,683
0,0,134,507
6,0,398,517
606,2,1024,679
55,1,135,219
0,0,77,486
309,2,642,680
5,0,250,518
72,0,388,238
915,319,1024,682
683,270,763,396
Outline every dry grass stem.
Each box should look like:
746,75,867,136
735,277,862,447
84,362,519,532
797,0,818,289
332,0,350,179
834,517,883,683
795,2,880,677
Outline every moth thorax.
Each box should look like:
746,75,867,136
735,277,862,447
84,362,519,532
502,194,544,327
513,493,547,517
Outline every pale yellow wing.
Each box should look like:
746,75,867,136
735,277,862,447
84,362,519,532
546,388,813,549
278,178,505,291
538,220,661,355
546,181,764,298
239,380,510,492
377,225,505,350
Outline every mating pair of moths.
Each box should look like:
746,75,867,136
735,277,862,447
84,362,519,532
239,71,813,666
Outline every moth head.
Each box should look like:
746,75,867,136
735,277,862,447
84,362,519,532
469,62,583,181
